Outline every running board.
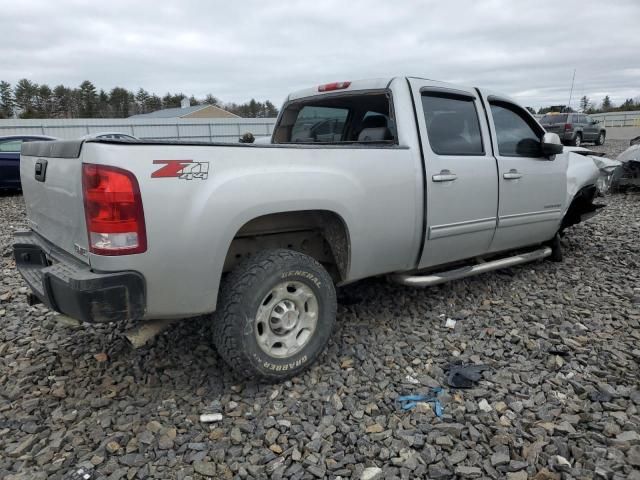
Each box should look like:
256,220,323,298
390,247,552,287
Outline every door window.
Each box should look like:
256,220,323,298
421,93,484,155
489,102,543,157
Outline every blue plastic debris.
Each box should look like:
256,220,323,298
396,387,444,417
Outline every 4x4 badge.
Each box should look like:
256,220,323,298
152,160,209,180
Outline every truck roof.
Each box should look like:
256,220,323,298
286,76,481,102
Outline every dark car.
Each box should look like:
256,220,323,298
0,135,57,190
539,113,606,147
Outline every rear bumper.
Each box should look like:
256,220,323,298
13,230,146,323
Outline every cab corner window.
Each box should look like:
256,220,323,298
490,102,543,157
421,93,484,156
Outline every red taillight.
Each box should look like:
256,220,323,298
564,123,573,130
82,163,146,255
318,81,351,92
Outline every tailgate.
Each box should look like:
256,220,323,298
20,140,89,262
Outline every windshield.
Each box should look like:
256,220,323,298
540,114,567,124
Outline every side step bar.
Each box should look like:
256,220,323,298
390,247,552,287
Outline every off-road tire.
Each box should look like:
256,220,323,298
572,133,582,147
595,131,605,146
212,249,336,382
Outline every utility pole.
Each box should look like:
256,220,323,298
566,69,576,113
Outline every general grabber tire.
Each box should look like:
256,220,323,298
212,249,337,381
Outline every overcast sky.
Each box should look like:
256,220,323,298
2,0,639,109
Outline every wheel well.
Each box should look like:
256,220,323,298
561,184,599,231
223,210,350,282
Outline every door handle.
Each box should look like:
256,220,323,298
503,169,522,180
432,170,457,182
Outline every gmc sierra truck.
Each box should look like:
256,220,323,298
14,77,603,381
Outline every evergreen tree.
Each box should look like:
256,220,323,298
579,96,590,112
79,80,98,117
146,94,162,112
98,89,110,117
109,87,133,117
601,95,612,112
135,88,150,114
52,85,71,118
36,84,53,117
0,81,14,118
1,78,281,118
14,78,39,118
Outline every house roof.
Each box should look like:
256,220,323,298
129,104,238,119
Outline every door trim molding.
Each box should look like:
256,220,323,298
429,217,496,239
498,209,562,228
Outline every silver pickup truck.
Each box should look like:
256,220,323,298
14,77,602,381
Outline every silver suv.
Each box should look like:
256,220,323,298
540,113,606,147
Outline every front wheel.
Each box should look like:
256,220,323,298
595,131,605,146
213,249,336,381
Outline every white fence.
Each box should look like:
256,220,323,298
0,117,278,142
589,111,640,128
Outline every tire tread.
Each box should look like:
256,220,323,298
212,249,336,381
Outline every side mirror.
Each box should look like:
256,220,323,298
541,132,563,156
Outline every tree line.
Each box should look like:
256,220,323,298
535,95,640,115
0,79,279,119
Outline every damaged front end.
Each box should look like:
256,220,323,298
612,136,640,191
560,184,605,231
564,146,622,195
563,149,606,231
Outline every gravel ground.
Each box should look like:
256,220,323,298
1,152,639,479
589,139,632,158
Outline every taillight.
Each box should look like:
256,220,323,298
318,81,351,92
82,163,146,255
564,123,573,130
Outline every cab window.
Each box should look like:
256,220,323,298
421,92,484,155
489,102,543,157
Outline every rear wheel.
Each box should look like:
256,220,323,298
213,249,336,381
572,133,582,147
595,131,605,146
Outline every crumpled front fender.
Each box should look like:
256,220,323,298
565,151,600,216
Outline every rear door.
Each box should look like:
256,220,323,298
408,79,498,268
478,93,567,253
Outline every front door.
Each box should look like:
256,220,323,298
408,79,498,268
478,93,567,253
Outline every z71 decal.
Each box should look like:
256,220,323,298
152,160,209,180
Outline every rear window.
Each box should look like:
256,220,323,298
273,91,395,144
290,106,348,143
540,114,567,124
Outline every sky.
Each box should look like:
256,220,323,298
1,0,639,110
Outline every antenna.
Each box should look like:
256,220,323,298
566,69,576,112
